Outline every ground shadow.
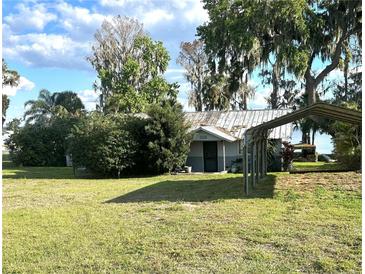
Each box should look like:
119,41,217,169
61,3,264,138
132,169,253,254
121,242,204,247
105,175,276,203
2,166,164,180
3,154,164,180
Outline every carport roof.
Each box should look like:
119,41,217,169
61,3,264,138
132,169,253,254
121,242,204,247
246,102,362,137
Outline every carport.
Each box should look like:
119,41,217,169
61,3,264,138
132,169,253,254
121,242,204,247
242,103,362,194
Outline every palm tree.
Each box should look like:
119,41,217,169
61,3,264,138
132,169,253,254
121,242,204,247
24,89,85,124
2,59,20,126
53,91,85,115
294,93,321,145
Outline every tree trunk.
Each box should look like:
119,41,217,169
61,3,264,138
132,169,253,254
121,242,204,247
306,79,316,105
301,130,312,144
243,73,248,110
312,129,315,145
197,78,203,111
302,131,307,144
243,93,247,110
197,93,202,111
270,62,280,109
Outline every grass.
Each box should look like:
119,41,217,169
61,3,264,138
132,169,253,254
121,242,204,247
292,161,348,171
3,159,361,273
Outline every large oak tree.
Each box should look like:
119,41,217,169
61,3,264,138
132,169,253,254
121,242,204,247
197,0,361,106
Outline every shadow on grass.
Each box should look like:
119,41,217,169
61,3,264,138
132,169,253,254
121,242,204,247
105,174,276,203
2,166,165,180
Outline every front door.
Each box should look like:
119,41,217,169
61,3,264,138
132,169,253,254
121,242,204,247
203,141,218,172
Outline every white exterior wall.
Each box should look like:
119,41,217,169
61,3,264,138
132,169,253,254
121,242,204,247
186,139,241,172
186,141,204,171
217,141,241,171
193,132,221,142
188,141,203,157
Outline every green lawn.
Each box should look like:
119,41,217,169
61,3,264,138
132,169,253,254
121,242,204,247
3,160,361,273
292,161,348,171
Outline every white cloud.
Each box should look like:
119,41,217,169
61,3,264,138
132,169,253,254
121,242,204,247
3,1,106,70
55,2,109,42
249,88,270,109
142,9,174,26
3,0,208,71
326,68,343,80
3,76,36,96
178,82,191,94
165,68,186,81
99,0,127,7
77,89,99,110
4,3,57,32
4,32,91,70
183,0,208,24
178,97,194,111
166,68,186,74
170,0,190,10
99,0,151,8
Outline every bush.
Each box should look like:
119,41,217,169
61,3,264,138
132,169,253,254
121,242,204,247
332,122,361,170
143,103,192,173
330,103,361,170
6,118,74,166
68,112,139,177
68,102,192,176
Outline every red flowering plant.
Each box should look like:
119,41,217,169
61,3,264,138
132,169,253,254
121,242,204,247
282,141,295,171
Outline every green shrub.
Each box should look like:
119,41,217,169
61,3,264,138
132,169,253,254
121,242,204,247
68,103,192,176
332,122,361,170
142,103,192,174
6,118,75,166
68,112,139,177
330,102,361,170
13,100,192,176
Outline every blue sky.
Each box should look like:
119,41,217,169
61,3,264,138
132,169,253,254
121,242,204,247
3,0,344,153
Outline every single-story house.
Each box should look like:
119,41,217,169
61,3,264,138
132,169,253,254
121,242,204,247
184,109,293,172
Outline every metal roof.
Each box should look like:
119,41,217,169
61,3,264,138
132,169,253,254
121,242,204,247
192,126,237,142
184,109,293,140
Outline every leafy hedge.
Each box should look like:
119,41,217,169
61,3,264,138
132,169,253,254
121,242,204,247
143,103,192,174
6,118,74,166
332,103,361,170
68,113,139,177
332,122,361,170
69,103,192,177
7,102,192,176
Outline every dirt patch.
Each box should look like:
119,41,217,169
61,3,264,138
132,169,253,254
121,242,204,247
276,172,361,192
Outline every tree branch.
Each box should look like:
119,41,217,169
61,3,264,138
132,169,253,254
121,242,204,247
304,52,316,83
314,27,360,87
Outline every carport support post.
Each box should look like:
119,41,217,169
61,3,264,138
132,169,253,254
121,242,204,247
256,141,260,183
261,138,265,178
251,141,256,188
243,134,249,195
264,137,268,176
222,140,226,172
